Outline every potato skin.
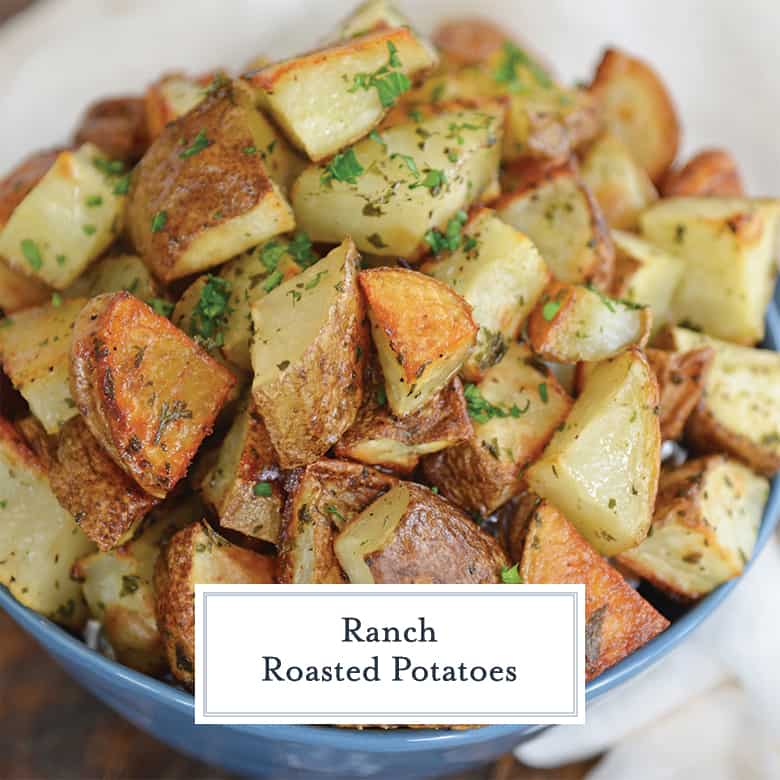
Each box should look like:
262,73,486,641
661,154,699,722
73,95,149,163
70,291,236,498
432,17,510,65
660,149,744,198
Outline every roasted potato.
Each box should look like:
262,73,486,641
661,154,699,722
336,0,415,39
432,17,511,66
579,133,658,229
292,103,504,259
154,519,275,686
198,399,283,543
496,159,614,287
70,292,236,498
63,253,161,302
640,197,780,345
0,417,94,629
247,28,437,162
144,71,216,140
0,143,127,289
334,482,508,583
73,95,149,163
0,297,86,434
660,148,744,198
360,267,477,417
618,456,768,600
526,348,661,556
278,459,398,584
251,239,367,467
127,83,295,282
421,208,550,380
335,374,472,473
589,48,680,183
658,327,780,476
422,342,571,515
527,281,652,363
518,495,669,680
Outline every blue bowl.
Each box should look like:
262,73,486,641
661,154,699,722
2,303,780,780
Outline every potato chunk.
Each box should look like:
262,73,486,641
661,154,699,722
127,84,295,282
496,160,614,287
421,208,550,380
154,519,275,686
527,281,651,363
618,457,768,600
0,143,126,289
70,292,236,498
73,95,149,163
0,297,86,434
292,104,503,259
422,342,571,515
0,417,94,628
518,496,669,680
660,148,744,198
658,327,780,476
526,348,661,556
589,48,680,183
278,459,397,584
144,70,217,139
640,197,780,345
63,253,161,302
431,17,511,66
334,482,508,583
251,239,367,467
360,267,477,417
336,0,414,39
247,28,436,161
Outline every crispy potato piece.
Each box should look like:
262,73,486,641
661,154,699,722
127,84,295,283
155,519,275,686
640,197,780,345
70,292,236,498
144,71,216,140
580,133,658,229
292,104,504,259
336,0,413,39
22,415,159,551
0,143,126,289
421,208,550,380
63,253,161,302
658,327,780,476
528,281,651,363
646,347,714,441
334,482,508,583
422,342,571,515
496,159,614,287
518,496,669,680
247,28,437,161
589,48,680,183
278,459,397,584
618,456,768,600
660,148,744,198
0,297,86,433
335,373,471,473
251,239,367,467
73,96,149,163
198,399,282,543
0,417,94,628
609,230,684,334
432,18,510,66
526,348,661,556
360,267,477,417
72,495,198,674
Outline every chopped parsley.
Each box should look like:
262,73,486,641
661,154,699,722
260,240,287,273
178,129,210,159
113,174,131,195
148,298,174,318
305,270,328,290
21,239,43,270
391,152,420,177
410,168,446,194
287,289,302,304
253,481,273,497
262,270,284,293
407,108,424,123
85,195,103,207
189,275,232,349
430,486,439,494
375,385,387,406
464,383,530,424
538,382,548,403
321,148,364,186
151,211,167,233
542,300,561,321
349,41,411,108
153,399,192,445
325,504,345,523
51,292,63,308
243,145,257,155
501,563,523,584
369,130,387,149
424,210,467,255
56,254,67,266
286,232,318,268
494,41,552,91
82,224,97,236
92,157,125,177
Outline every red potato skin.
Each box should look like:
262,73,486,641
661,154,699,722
74,96,149,163
660,149,745,197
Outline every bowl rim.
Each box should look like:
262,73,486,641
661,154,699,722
1,303,779,750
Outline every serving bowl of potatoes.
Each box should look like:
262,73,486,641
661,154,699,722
1,1,780,777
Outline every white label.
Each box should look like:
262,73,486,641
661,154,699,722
195,584,585,726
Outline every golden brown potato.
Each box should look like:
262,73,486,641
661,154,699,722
335,0,413,39
73,95,149,163
518,496,669,680
127,82,295,282
527,281,651,364
278,459,398,584
618,456,768,600
431,17,510,65
334,482,508,583
251,239,367,467
422,342,572,515
144,70,217,140
154,519,275,686
589,48,680,183
360,267,477,417
496,159,614,287
334,373,472,474
660,148,744,198
70,291,236,498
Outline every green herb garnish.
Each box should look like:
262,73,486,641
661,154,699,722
501,563,523,584
51,292,63,308
148,298,174,318
542,300,561,321
464,383,530,424
82,224,97,236
153,399,192,445
85,195,103,207
538,382,548,403
113,174,131,195
325,505,345,523
151,211,167,232
21,239,43,270
179,129,210,159
410,168,445,193
321,148,364,186
189,275,232,349
424,210,467,255
253,481,273,497
262,270,284,293
349,41,411,108
494,41,552,91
